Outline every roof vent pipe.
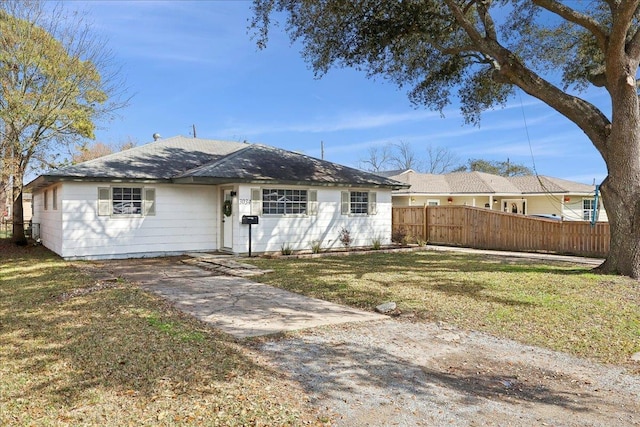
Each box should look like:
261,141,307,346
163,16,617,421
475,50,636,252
152,133,161,141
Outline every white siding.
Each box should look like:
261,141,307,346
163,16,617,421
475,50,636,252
233,185,393,254
562,198,608,222
36,181,394,259
58,182,219,259
32,185,63,255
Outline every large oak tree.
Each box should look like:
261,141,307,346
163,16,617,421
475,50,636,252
0,1,125,244
252,0,640,277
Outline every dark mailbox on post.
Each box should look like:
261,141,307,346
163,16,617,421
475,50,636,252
241,215,259,225
241,215,259,256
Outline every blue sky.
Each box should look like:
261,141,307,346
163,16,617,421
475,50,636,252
76,1,608,184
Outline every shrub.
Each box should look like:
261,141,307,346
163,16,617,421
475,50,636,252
280,243,293,255
310,240,322,254
391,228,407,244
371,236,382,250
338,227,351,248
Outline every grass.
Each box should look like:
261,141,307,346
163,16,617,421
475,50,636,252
4,241,637,425
0,240,322,426
247,250,640,370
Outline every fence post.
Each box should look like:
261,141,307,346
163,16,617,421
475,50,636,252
424,205,429,242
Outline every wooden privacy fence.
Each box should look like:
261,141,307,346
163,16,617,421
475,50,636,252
392,205,610,258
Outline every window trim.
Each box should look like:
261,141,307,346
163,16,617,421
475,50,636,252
98,186,156,217
259,187,316,217
350,190,369,215
341,190,377,216
43,190,48,211
583,198,595,221
112,187,143,216
52,187,58,210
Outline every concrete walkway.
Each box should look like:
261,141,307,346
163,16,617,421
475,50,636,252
92,256,386,339
423,244,605,266
91,247,603,339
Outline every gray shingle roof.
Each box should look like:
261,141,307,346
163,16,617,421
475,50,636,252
45,135,247,180
176,144,405,187
390,170,595,195
27,136,407,190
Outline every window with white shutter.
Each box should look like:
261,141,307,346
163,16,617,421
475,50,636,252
144,188,156,216
98,188,110,216
308,190,318,215
251,188,262,215
341,190,377,215
98,186,156,216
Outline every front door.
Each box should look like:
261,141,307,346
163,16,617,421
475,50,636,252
222,189,233,250
503,199,526,214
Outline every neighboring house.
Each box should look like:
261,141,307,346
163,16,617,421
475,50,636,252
25,136,407,260
1,190,32,224
384,169,607,222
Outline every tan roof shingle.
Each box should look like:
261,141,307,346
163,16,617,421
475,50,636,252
389,170,595,195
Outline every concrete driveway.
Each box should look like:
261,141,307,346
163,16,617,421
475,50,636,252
92,255,386,338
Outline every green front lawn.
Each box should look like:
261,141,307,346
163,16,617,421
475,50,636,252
248,250,640,369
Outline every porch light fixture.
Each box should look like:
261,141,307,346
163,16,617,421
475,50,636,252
447,197,453,204
564,196,570,202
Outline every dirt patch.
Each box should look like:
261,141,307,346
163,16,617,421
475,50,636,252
251,319,639,426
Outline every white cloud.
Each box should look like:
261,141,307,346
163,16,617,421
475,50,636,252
219,109,442,136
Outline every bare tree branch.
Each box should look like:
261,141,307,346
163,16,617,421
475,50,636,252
359,145,391,172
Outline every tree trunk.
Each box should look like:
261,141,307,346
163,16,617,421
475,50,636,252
598,176,640,278
11,180,27,246
595,66,640,278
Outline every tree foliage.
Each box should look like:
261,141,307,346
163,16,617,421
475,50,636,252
69,139,136,164
0,0,126,243
252,0,640,278
454,158,533,177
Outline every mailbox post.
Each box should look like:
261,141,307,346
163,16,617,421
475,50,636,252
241,215,259,257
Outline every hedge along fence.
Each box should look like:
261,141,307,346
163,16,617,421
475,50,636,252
392,205,610,258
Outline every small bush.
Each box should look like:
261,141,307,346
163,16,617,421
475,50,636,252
338,227,351,248
371,236,382,250
310,240,322,254
280,243,293,255
391,228,407,244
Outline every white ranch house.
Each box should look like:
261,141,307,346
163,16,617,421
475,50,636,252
26,136,407,260
384,169,607,222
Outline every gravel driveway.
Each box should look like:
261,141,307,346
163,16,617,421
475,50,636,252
252,319,640,426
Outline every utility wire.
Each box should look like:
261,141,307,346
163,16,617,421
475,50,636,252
518,91,587,219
